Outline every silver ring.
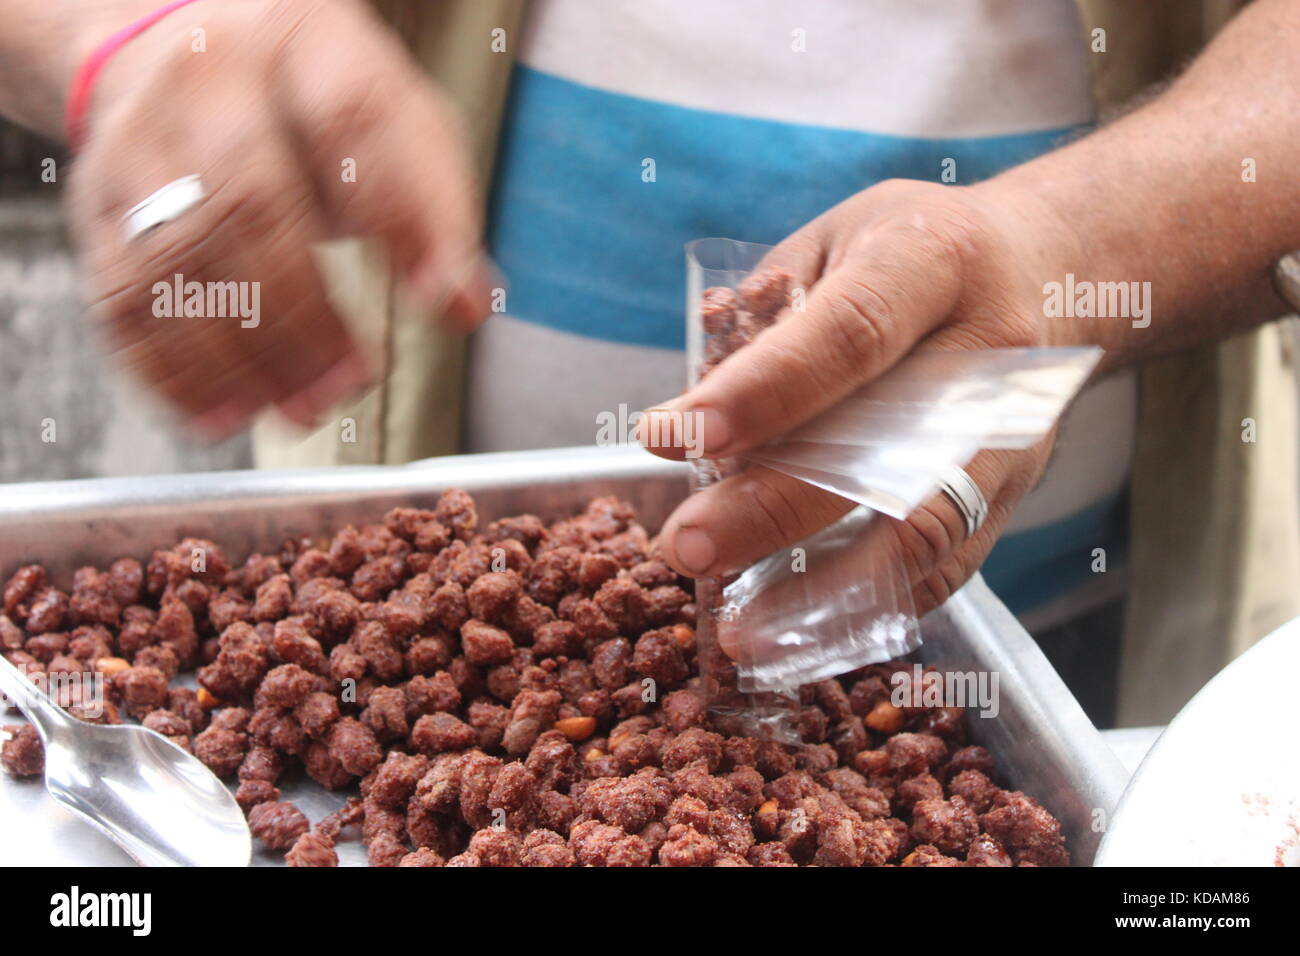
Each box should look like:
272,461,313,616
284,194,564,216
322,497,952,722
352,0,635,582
937,465,988,539
121,174,205,243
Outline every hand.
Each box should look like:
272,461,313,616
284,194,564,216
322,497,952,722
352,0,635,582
641,178,1070,616
65,0,494,438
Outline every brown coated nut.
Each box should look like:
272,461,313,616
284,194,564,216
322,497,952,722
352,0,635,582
94,657,130,676
0,486,1077,868
865,700,905,734
852,748,889,776
553,716,596,742
753,798,780,839
196,687,221,710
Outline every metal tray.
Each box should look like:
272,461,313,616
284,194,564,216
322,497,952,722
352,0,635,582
0,445,1127,866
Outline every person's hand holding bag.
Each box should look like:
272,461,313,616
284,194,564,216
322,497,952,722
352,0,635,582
640,178,1071,616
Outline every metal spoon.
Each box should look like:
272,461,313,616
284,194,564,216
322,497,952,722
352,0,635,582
0,655,250,866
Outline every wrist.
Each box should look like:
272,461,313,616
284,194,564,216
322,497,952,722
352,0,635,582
64,2,171,97
966,174,1105,356
65,0,220,148
0,2,149,137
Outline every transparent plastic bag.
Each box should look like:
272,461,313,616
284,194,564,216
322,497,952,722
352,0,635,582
745,347,1100,518
682,238,1100,719
720,506,919,694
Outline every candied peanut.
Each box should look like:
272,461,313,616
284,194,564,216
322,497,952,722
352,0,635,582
553,716,596,742
852,748,889,776
865,700,905,734
196,688,220,710
2,477,1070,869
94,656,130,677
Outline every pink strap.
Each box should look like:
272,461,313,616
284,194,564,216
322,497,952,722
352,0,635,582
64,0,204,152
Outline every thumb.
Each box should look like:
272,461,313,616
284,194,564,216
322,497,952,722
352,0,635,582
641,228,964,461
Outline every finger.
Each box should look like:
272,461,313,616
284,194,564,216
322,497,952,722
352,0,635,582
642,222,965,460
73,145,283,426
906,501,1009,619
279,15,490,323
201,99,374,425
706,438,1053,669
212,162,372,424
77,100,368,434
750,213,832,294
705,452,996,663
410,252,502,333
658,465,856,578
639,218,829,459
899,443,1050,615
711,444,1039,654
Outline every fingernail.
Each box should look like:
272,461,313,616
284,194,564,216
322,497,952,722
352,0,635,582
445,261,499,330
639,402,731,458
716,621,741,660
635,406,673,448
671,526,716,576
409,250,498,315
695,407,731,456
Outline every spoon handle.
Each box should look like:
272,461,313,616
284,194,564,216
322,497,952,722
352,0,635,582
0,652,75,739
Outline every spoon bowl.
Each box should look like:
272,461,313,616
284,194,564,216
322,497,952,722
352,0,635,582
1,656,250,867
41,719,251,867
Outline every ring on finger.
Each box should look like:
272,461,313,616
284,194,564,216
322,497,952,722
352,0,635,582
937,464,988,539
121,174,206,243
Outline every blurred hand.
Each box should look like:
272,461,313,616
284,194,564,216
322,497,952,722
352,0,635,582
66,0,493,438
641,178,1068,615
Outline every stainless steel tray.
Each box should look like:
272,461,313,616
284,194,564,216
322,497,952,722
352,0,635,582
0,445,1127,865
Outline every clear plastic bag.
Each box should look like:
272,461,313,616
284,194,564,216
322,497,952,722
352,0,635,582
745,347,1100,518
682,238,1101,720
720,506,919,694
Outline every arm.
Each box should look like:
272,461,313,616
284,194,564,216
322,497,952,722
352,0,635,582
994,0,1300,365
0,1,158,137
644,0,1300,610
